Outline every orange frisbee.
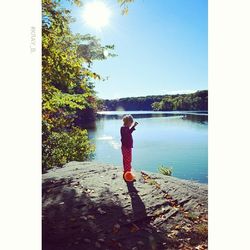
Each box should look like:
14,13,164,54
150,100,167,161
124,171,134,182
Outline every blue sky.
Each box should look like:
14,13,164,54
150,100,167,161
62,0,207,99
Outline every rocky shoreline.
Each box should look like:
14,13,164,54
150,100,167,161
42,161,208,250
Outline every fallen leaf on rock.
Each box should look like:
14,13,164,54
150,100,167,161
167,229,179,239
167,234,175,239
165,194,172,199
180,245,193,250
195,245,207,250
130,223,140,233
171,229,179,235
113,223,121,233
108,239,121,248
97,208,106,214
178,243,184,249
182,225,191,232
80,215,87,221
87,215,95,220
131,247,138,250
126,218,131,223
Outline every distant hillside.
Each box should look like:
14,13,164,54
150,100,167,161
101,90,208,111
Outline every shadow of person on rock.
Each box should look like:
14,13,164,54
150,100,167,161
43,177,178,250
124,180,173,249
126,181,147,221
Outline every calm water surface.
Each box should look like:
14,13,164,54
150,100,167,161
88,111,208,183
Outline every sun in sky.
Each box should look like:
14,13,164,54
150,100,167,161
82,1,112,30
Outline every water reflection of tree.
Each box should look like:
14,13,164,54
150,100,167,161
182,114,208,124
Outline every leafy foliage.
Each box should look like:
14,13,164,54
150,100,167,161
42,128,94,171
42,0,114,170
158,165,173,176
152,91,208,111
117,0,135,15
102,90,208,111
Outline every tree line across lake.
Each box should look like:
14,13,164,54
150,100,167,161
101,90,208,111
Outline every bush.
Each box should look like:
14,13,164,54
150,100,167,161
42,128,94,171
158,165,173,176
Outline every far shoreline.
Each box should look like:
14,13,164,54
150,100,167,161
97,110,208,115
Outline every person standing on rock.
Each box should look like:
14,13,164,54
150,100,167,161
120,115,138,181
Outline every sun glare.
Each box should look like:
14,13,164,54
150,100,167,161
82,1,111,30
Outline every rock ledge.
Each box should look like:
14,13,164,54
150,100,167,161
43,161,208,250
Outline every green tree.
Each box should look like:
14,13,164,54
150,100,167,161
42,0,114,171
151,102,161,111
105,91,208,111
118,0,135,14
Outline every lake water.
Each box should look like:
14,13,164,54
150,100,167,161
88,111,208,183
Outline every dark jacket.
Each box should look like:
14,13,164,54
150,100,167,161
120,125,136,148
